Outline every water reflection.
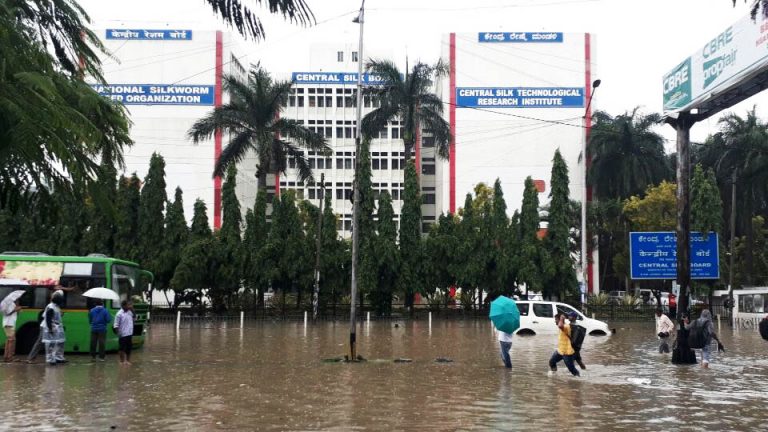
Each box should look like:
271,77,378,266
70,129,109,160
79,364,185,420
0,320,766,430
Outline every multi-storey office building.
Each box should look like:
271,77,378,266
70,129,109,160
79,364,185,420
94,29,253,229
277,44,439,236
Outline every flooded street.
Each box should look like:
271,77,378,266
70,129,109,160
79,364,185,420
1,319,767,431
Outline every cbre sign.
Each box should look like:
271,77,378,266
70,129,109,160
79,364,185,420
663,12,768,115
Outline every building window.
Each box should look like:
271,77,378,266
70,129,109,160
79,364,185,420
352,51,359,62
337,51,344,62
423,193,436,204
422,136,435,148
422,164,436,175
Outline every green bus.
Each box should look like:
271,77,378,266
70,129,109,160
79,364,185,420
0,253,152,355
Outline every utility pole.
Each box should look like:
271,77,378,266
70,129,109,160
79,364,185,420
668,110,700,365
728,171,737,324
312,173,325,320
582,79,600,297
349,0,365,361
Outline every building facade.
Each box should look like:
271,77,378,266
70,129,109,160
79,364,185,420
276,44,439,236
95,29,253,228
440,31,598,293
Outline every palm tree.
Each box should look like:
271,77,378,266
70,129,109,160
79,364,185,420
698,107,768,284
188,66,329,193
0,2,131,207
205,0,314,40
587,108,670,200
361,59,451,159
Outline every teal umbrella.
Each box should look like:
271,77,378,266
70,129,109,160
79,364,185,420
489,296,520,334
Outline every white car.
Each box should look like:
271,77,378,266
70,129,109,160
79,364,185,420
515,301,611,336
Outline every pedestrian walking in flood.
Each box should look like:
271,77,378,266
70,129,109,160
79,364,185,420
88,299,111,361
686,309,724,368
114,300,135,365
2,296,23,362
42,290,67,366
497,328,514,369
567,312,587,369
655,309,674,354
549,313,580,377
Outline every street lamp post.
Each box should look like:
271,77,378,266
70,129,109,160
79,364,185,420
582,79,600,297
349,0,365,362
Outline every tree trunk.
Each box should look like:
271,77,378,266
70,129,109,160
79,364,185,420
257,169,268,196
745,191,754,286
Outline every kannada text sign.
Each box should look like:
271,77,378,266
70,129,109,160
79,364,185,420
629,232,720,280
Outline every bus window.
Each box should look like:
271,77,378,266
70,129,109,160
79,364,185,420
112,265,137,304
0,286,50,308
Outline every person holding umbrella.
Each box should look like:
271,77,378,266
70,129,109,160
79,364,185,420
489,296,521,369
2,290,25,362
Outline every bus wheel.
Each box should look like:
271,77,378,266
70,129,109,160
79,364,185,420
15,324,39,355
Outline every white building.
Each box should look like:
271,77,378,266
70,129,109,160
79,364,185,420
95,28,254,229
277,43,440,236
440,31,599,292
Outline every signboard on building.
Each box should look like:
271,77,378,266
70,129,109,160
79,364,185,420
629,232,720,280
456,87,584,108
478,32,563,43
291,72,389,85
106,29,193,40
91,84,215,105
662,12,768,116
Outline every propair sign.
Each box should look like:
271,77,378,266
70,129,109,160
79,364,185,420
455,87,584,108
663,11,768,115
629,232,720,280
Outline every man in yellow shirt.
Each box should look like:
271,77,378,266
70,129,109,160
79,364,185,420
548,313,580,376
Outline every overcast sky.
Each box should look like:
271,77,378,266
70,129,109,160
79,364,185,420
79,0,766,150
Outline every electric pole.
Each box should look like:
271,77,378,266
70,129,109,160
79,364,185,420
349,0,365,361
312,173,325,320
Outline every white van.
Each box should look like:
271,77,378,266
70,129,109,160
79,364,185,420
515,301,611,336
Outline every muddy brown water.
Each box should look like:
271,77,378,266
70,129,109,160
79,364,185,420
0,320,766,431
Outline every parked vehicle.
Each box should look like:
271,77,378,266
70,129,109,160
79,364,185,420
515,301,611,336
608,291,626,305
637,289,657,306
660,292,677,312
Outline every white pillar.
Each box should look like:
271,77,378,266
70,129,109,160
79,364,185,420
240,311,244,329
176,310,181,331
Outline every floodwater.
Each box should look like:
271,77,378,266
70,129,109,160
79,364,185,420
1,319,767,431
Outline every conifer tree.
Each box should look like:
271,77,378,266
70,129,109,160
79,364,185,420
320,193,347,309
243,190,269,306
82,152,118,255
398,161,423,308
545,150,578,299
159,187,188,295
371,192,399,316
138,153,167,281
356,138,377,305
213,165,243,309
518,176,551,298
190,199,212,241
114,174,141,262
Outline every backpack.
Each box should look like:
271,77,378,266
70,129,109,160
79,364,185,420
687,319,710,349
570,324,586,351
759,318,768,341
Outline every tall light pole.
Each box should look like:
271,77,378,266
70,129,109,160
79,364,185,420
582,79,600,297
349,0,365,361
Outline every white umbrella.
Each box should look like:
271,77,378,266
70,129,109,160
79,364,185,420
0,290,26,313
82,287,120,302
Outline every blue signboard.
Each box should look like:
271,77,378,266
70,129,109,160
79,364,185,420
91,84,215,105
478,32,563,43
629,232,720,280
106,29,192,40
291,72,389,85
456,87,584,108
